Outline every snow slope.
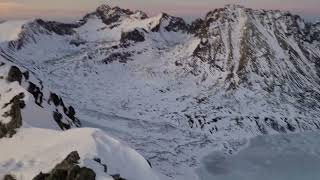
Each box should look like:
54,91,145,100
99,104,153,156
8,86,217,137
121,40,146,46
0,57,161,179
0,20,28,43
0,128,160,180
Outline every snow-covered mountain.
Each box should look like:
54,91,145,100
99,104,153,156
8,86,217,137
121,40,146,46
1,4,320,179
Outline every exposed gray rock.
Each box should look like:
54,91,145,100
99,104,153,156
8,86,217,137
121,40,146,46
34,19,77,36
0,93,25,138
32,151,96,180
27,82,43,106
110,174,126,180
103,52,132,64
53,111,70,130
7,66,22,84
2,174,16,180
120,29,145,43
151,13,189,33
96,5,134,25
48,92,80,129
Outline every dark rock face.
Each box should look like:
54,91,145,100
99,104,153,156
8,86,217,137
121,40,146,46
22,71,29,80
28,82,43,106
147,160,152,168
35,19,78,36
96,5,134,25
189,18,205,35
120,29,145,43
0,93,25,138
49,93,61,107
164,16,189,32
72,167,96,180
111,174,126,180
32,172,49,180
65,106,76,122
48,93,80,129
32,151,96,180
103,52,132,64
151,13,189,33
53,111,70,130
3,174,16,180
7,66,22,84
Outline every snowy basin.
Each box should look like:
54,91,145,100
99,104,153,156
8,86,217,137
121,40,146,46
197,132,320,180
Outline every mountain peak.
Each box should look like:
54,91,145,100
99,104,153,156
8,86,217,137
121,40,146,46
95,4,147,25
96,4,111,11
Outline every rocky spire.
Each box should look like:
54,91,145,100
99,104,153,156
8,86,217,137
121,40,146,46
96,4,147,25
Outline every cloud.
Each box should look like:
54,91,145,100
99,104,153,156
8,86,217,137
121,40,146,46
0,0,319,21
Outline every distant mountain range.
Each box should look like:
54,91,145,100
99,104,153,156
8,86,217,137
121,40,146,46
0,4,320,179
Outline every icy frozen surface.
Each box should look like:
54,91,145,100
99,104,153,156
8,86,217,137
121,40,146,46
197,132,320,180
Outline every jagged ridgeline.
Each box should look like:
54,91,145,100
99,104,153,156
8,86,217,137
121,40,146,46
0,60,81,138
1,4,320,138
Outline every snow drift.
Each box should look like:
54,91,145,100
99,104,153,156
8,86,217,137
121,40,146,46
0,128,159,180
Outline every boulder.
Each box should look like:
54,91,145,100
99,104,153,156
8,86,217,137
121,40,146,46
7,66,22,84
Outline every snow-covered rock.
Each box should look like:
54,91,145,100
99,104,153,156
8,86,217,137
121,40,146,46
0,128,159,180
0,60,80,134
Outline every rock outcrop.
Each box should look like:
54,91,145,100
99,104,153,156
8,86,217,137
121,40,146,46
0,93,24,138
120,29,146,43
32,151,96,180
0,63,81,138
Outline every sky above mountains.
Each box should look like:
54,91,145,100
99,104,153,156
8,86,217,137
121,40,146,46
0,0,319,21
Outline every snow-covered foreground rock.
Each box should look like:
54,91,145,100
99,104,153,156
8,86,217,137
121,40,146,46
1,3,320,179
0,56,161,179
0,128,160,180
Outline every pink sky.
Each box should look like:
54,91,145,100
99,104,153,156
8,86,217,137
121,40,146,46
0,0,319,21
